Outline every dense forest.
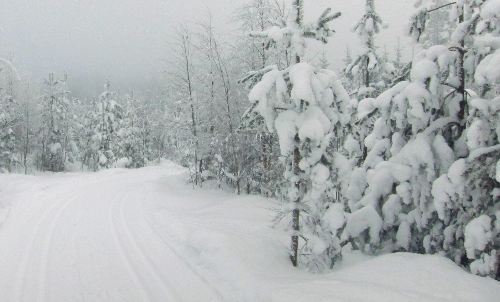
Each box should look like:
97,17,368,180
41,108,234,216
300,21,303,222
1,0,499,279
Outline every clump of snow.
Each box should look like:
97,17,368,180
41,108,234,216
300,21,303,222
297,106,331,145
475,49,500,85
309,235,328,255
432,134,455,174
357,98,376,120
274,111,298,156
311,163,329,185
410,58,438,82
289,62,317,105
382,194,402,227
467,119,491,149
464,215,493,259
481,0,500,19
248,68,286,132
396,218,411,250
432,175,455,221
343,206,383,244
323,203,346,232
447,158,466,185
470,251,498,276
344,134,361,156
310,163,330,199
258,26,287,43
432,159,467,221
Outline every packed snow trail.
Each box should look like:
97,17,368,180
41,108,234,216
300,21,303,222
1,161,499,302
0,164,225,302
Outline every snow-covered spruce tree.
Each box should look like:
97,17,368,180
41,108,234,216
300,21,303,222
116,95,148,168
38,73,77,172
60,78,79,169
342,0,391,174
0,85,18,173
342,0,499,277
0,59,21,173
345,0,388,100
91,82,123,169
75,99,100,171
241,0,349,270
429,0,500,278
338,0,457,254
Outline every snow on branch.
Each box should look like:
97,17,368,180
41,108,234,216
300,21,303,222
249,7,341,51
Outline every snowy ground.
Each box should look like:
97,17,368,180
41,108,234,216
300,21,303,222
0,161,499,302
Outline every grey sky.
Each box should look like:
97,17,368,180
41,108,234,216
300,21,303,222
0,0,415,96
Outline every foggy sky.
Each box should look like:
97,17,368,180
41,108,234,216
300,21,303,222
0,0,414,97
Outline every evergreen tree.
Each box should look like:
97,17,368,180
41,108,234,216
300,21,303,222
345,0,387,99
38,73,76,172
92,82,123,169
0,59,20,173
117,95,148,168
0,87,18,172
341,0,499,278
242,0,348,270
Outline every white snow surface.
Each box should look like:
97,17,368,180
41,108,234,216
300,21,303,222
0,161,499,302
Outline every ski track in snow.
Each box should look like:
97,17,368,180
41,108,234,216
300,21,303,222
1,168,225,302
139,201,227,302
107,194,156,302
12,187,80,302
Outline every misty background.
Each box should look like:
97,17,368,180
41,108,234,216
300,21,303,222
0,0,414,98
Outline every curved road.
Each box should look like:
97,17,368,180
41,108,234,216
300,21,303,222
0,166,224,302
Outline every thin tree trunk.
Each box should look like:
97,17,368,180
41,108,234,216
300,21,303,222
23,102,30,174
456,8,467,123
182,33,200,186
291,136,301,267
290,0,304,268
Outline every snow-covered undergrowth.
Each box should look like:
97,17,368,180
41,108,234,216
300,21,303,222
0,161,499,301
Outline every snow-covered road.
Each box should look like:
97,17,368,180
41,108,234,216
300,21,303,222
0,164,225,302
1,162,499,302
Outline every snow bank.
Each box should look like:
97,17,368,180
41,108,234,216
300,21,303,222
145,165,500,302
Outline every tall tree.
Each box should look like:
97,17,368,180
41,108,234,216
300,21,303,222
341,0,500,278
242,0,347,269
345,0,386,99
38,73,76,172
0,58,20,173
91,82,123,169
